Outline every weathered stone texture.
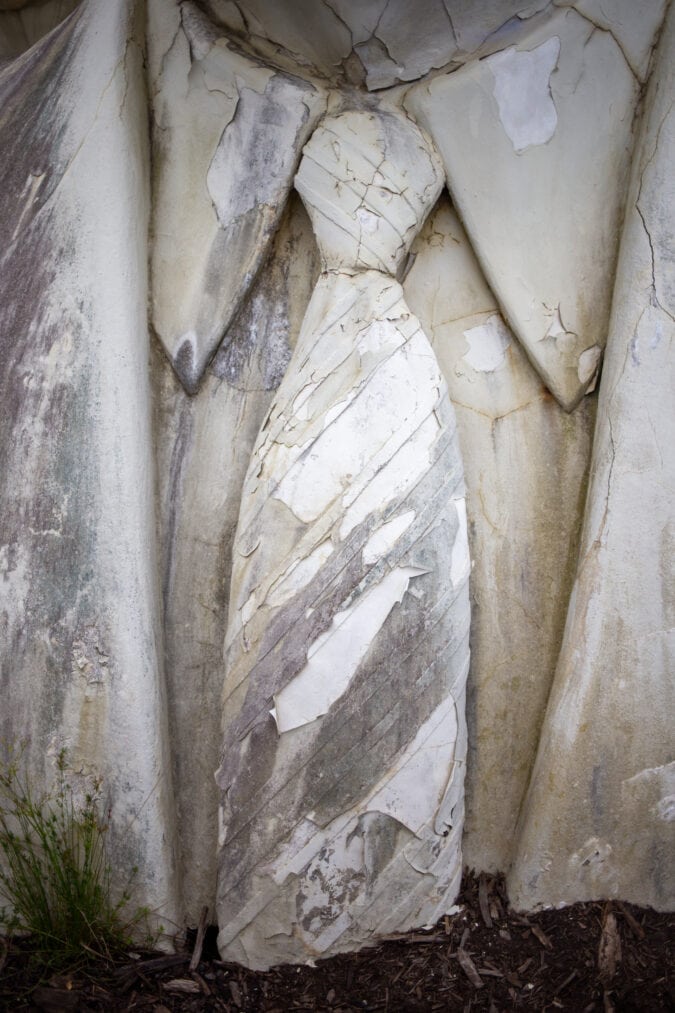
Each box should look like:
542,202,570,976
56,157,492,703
154,194,320,922
0,0,179,929
406,6,644,410
509,0,675,911
404,196,595,875
148,0,325,393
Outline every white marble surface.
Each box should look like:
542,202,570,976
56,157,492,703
149,0,325,392
509,0,675,911
404,195,594,875
406,6,640,410
554,0,667,80
154,194,320,922
201,0,550,87
0,0,179,936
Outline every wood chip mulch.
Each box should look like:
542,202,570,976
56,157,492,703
1,873,673,1011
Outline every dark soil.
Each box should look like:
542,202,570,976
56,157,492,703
1,874,673,1012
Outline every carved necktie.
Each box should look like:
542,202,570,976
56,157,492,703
215,109,471,968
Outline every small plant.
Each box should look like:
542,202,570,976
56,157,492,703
0,743,142,965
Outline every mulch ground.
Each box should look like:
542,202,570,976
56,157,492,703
1,874,672,1012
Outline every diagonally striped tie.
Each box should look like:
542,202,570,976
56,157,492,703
216,108,471,969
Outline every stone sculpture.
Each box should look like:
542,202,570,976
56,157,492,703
0,0,672,971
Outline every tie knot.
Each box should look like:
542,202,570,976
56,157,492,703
295,109,444,275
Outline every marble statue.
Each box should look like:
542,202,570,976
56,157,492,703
0,0,672,970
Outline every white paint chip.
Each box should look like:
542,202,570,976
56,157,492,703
275,334,441,525
487,37,560,153
544,304,567,339
450,498,470,587
571,836,613,873
368,696,458,834
292,381,320,421
577,345,602,385
272,567,427,733
340,413,440,539
267,541,334,607
240,590,258,626
462,315,512,372
356,207,380,234
362,512,415,565
323,393,355,429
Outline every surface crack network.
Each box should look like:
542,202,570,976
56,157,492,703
571,5,639,80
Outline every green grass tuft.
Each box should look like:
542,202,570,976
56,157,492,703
0,743,146,967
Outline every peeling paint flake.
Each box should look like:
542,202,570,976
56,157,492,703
362,511,416,565
462,314,512,372
274,333,441,524
543,304,567,338
577,344,602,386
267,540,334,607
292,381,320,420
240,587,261,626
450,498,470,587
323,393,356,429
340,413,441,539
272,567,427,733
486,36,560,153
571,836,614,873
368,696,458,834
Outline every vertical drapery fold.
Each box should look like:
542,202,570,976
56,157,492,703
0,0,180,928
509,2,675,911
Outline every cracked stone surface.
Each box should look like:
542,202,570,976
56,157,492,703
403,195,595,875
148,0,325,393
201,0,560,89
0,0,179,933
155,193,320,923
553,0,667,80
406,6,640,411
295,108,444,275
215,111,470,968
508,0,675,911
